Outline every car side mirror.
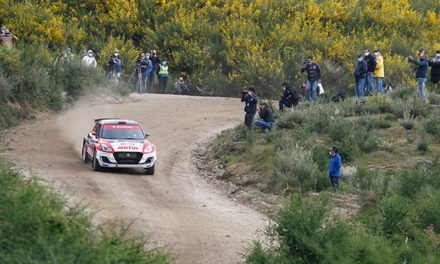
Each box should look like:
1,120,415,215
145,133,150,138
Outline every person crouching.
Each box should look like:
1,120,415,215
255,103,275,131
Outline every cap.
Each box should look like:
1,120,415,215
114,50,119,53
67,48,71,51
437,50,440,54
87,50,93,53
282,82,288,86
331,147,339,153
248,87,255,92
419,47,425,52
357,54,363,58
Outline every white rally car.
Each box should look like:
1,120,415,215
81,118,156,175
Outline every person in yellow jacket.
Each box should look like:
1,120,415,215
158,60,169,94
373,50,384,94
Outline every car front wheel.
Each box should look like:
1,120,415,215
92,150,102,171
82,144,88,164
145,164,155,175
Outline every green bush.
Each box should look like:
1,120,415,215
424,116,440,142
417,187,440,233
356,115,392,131
277,109,305,129
328,117,351,142
417,132,430,154
0,159,173,263
354,126,381,153
272,142,328,192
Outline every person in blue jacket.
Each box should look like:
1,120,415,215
354,54,367,98
408,48,429,102
329,146,342,192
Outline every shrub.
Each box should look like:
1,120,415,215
424,116,440,142
272,143,328,192
356,115,392,131
328,117,351,142
417,132,430,154
277,110,305,129
354,126,381,153
417,187,440,233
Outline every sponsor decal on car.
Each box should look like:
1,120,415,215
117,146,140,150
103,125,141,130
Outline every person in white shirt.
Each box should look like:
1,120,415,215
82,50,97,68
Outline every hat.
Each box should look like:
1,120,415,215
87,50,93,54
67,48,71,51
357,54,363,58
331,147,339,153
419,47,425,52
436,50,440,54
114,50,119,53
248,87,255,92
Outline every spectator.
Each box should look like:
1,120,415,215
279,83,299,110
429,50,440,94
241,87,258,131
134,53,150,93
301,56,322,102
408,48,429,101
0,27,18,48
174,77,190,95
148,50,160,93
255,102,275,131
354,54,367,98
158,60,169,94
82,50,97,68
54,50,66,66
144,52,153,92
107,55,118,82
65,47,75,62
328,146,342,192
363,49,376,96
373,50,384,94
114,50,123,80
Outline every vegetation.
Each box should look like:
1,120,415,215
0,158,174,263
211,86,440,262
1,0,440,98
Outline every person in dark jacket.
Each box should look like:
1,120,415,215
148,50,160,93
255,103,275,131
241,87,258,131
429,50,440,94
363,49,376,96
354,54,367,98
279,83,300,110
301,56,322,102
409,48,429,101
328,146,342,192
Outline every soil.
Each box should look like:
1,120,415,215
4,93,267,264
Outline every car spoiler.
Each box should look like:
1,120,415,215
94,118,119,123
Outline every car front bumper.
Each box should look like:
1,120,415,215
96,150,156,169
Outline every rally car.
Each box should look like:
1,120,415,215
81,118,156,175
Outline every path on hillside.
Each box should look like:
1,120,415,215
7,94,266,264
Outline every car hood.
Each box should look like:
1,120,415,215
105,139,146,152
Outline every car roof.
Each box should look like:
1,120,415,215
95,119,140,126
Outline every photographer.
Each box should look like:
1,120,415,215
241,87,258,131
148,50,160,93
255,103,275,131
279,82,300,110
174,77,190,95
0,27,18,48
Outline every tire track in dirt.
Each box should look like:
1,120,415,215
7,93,267,264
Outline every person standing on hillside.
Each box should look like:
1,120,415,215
241,87,258,131
279,83,299,110
301,56,322,102
408,48,429,101
65,48,75,62
158,60,169,94
363,49,376,96
373,50,384,94
114,50,123,81
54,50,66,66
82,50,97,68
328,147,342,192
429,50,440,94
148,50,160,93
354,54,367,98
255,102,275,131
0,27,18,48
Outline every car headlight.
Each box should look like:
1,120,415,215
101,144,113,153
143,144,153,153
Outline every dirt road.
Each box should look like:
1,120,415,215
7,94,266,264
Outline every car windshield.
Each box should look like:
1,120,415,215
101,124,145,140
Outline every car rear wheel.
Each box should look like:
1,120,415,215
145,164,155,175
92,150,102,171
82,144,88,164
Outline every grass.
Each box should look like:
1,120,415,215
0,158,174,263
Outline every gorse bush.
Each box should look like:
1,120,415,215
1,0,440,97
